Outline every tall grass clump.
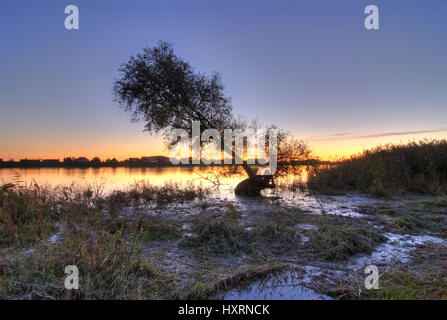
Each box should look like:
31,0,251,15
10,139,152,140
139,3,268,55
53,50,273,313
309,223,386,261
106,181,210,212
1,215,179,299
0,180,210,299
308,140,447,196
0,183,60,247
0,182,182,299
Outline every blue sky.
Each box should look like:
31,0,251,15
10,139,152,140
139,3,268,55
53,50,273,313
1,0,446,160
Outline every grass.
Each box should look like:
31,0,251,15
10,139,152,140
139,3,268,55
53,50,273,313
180,210,251,255
124,180,210,204
1,179,445,300
104,181,210,214
105,217,183,241
333,269,447,300
330,242,447,300
363,270,447,300
183,263,287,299
408,196,447,209
1,229,179,299
358,204,446,234
308,140,447,196
0,181,210,299
253,211,301,246
144,223,183,241
309,219,386,261
1,182,302,299
0,184,60,247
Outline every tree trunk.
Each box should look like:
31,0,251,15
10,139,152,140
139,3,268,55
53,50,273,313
220,133,276,197
234,164,276,197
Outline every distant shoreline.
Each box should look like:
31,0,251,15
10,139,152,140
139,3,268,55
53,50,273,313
0,159,326,169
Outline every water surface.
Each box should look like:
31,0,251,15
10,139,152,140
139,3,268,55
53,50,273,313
0,167,242,192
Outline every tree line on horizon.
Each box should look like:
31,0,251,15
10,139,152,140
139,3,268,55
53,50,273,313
0,155,172,168
0,154,324,169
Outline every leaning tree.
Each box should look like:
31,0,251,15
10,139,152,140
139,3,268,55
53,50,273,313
113,41,310,196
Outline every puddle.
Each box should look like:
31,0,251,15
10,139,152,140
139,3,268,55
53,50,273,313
348,232,445,270
215,272,333,300
259,190,379,218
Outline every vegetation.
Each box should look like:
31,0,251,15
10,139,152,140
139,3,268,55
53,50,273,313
253,211,301,246
105,181,209,213
183,263,287,299
358,204,446,235
363,270,447,300
0,184,60,247
0,181,214,299
1,178,446,300
0,156,173,168
408,196,447,209
334,243,447,300
308,140,447,196
1,229,178,299
309,220,386,261
180,208,251,255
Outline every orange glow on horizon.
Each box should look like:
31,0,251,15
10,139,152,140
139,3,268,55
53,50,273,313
1,133,446,163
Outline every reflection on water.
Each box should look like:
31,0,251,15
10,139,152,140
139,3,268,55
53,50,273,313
0,167,247,193
0,166,308,194
0,166,391,218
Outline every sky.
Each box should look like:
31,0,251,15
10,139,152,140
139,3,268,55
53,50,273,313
1,0,446,161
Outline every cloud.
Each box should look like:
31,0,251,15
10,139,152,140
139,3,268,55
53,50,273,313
329,133,351,137
308,128,447,142
359,128,447,139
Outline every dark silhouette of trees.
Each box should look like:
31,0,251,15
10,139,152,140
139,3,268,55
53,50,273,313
63,157,76,166
90,157,101,167
113,41,232,135
105,158,119,166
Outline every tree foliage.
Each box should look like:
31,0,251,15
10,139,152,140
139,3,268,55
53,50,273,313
113,41,233,136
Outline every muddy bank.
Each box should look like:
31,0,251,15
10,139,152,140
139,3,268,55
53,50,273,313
1,182,446,299
129,190,447,299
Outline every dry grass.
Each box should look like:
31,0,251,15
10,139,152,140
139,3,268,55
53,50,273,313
0,181,211,299
309,218,386,261
308,140,447,196
183,263,287,299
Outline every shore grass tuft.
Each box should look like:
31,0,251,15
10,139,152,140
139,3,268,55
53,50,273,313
180,211,250,255
308,140,447,196
358,205,446,234
309,222,386,261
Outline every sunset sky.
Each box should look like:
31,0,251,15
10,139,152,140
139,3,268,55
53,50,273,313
1,0,446,161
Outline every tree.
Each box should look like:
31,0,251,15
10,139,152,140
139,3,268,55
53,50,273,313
113,41,310,196
63,157,76,166
113,41,232,135
90,157,102,167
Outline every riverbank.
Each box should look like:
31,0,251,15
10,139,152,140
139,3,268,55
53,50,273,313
1,181,446,299
308,140,447,197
